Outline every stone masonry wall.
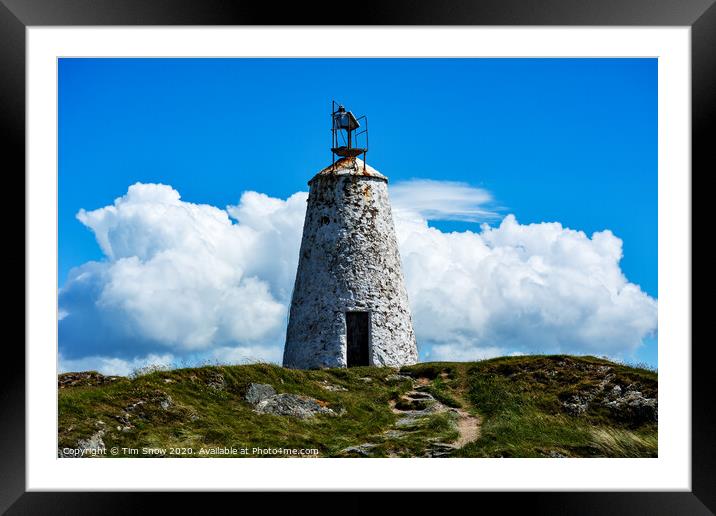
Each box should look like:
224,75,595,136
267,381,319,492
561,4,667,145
283,160,418,369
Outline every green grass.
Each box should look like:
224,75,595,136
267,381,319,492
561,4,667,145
59,364,437,457
58,355,657,458
456,355,657,457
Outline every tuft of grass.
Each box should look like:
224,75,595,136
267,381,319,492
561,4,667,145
400,362,456,380
424,376,463,409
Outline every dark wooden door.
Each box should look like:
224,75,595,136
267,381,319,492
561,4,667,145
346,311,370,367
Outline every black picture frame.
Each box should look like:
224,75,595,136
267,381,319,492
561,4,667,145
3,0,711,513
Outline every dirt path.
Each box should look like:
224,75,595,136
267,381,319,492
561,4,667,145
388,378,481,454
453,408,480,447
341,374,480,457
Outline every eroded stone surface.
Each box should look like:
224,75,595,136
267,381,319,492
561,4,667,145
254,393,335,419
58,371,123,389
340,443,378,456
318,380,348,391
244,383,276,405
283,157,418,369
245,383,335,419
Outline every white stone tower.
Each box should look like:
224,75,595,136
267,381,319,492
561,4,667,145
283,155,418,369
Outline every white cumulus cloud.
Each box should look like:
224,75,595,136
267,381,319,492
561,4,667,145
59,183,305,369
394,213,657,361
59,180,657,374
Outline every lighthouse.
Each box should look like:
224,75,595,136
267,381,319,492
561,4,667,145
283,102,418,369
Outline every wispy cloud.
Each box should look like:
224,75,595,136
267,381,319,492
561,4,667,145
390,179,500,223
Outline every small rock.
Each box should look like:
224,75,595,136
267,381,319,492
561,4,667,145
318,380,348,391
126,400,145,411
76,430,106,454
245,383,277,405
359,377,373,383
546,450,567,458
395,416,424,428
340,443,377,457
405,391,434,400
151,391,173,410
424,442,458,458
114,411,134,429
395,397,436,411
385,374,412,383
427,451,453,458
562,395,590,416
207,372,226,391
429,442,457,450
60,429,106,457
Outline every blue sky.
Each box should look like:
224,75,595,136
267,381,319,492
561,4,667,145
59,58,657,369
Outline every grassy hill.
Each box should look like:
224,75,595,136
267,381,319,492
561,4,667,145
58,355,657,458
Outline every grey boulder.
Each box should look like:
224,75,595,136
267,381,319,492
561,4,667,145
254,393,335,419
245,383,335,419
244,383,277,405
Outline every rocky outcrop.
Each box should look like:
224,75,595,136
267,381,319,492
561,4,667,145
58,371,123,389
244,383,336,419
77,430,106,453
107,390,174,432
245,383,276,404
206,372,226,391
602,385,658,423
561,370,657,424
256,394,336,419
58,421,107,457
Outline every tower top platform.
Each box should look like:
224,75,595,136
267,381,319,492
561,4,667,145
310,156,387,184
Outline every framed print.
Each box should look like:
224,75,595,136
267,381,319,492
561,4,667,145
3,0,713,513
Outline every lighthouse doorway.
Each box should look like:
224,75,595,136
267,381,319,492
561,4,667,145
346,311,370,367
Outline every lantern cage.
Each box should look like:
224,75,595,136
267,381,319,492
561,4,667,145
331,100,368,166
